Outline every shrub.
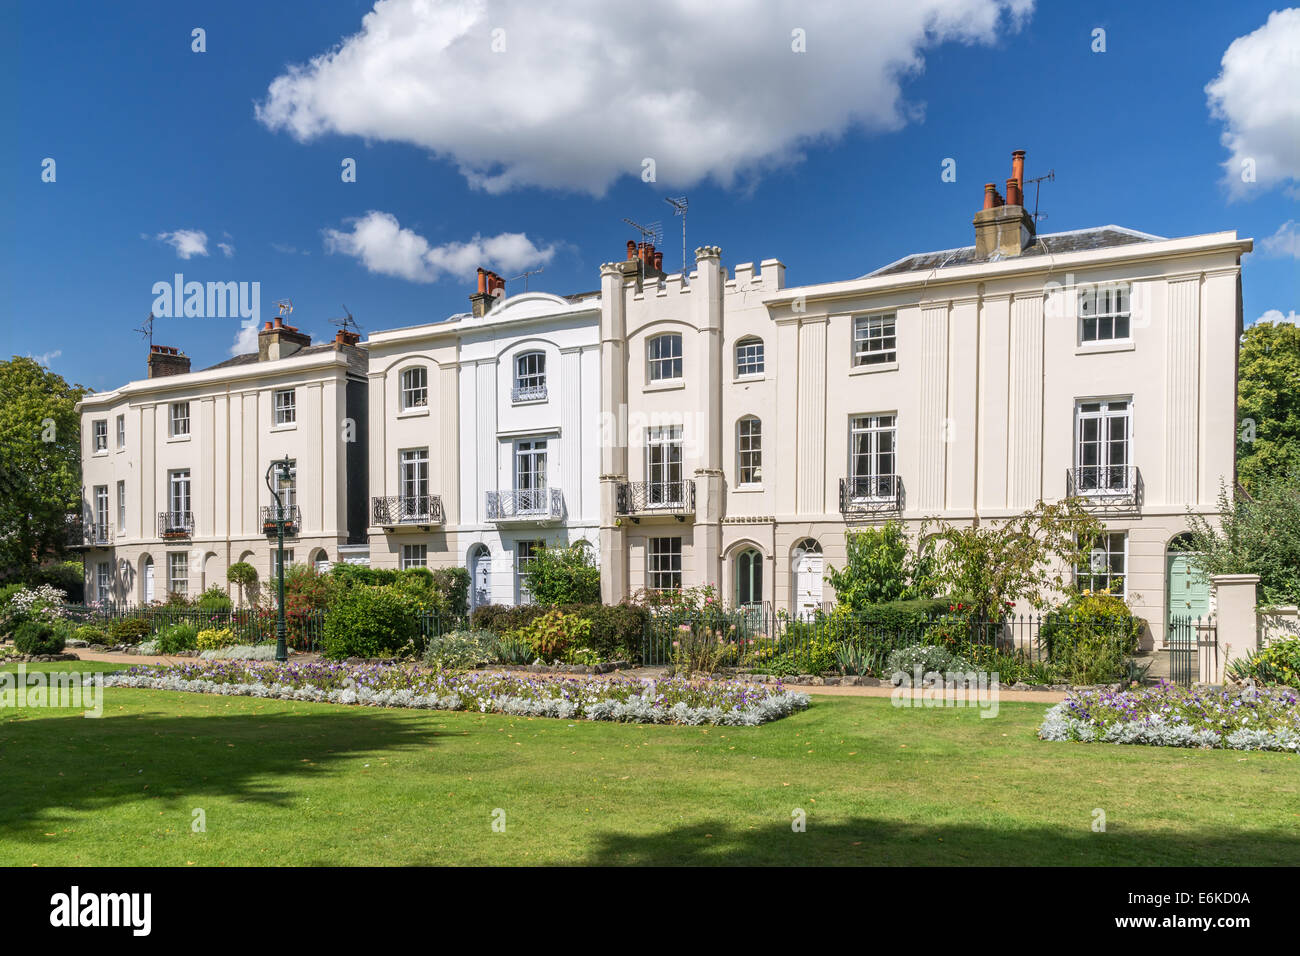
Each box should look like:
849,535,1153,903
825,522,931,609
886,643,972,681
157,622,199,654
472,602,646,662
196,627,239,651
506,608,593,662
670,622,742,674
71,623,107,645
760,635,840,677
1,584,66,633
522,543,601,605
108,617,152,645
13,621,67,655
1041,592,1143,684
423,629,499,671
322,586,421,659
1227,637,1300,688
195,585,233,612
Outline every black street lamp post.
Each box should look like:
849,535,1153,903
265,458,293,663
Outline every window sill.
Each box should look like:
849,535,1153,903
732,485,765,494
397,406,430,418
644,379,685,393
849,360,898,376
271,423,297,433
1075,340,1136,355
93,449,108,457
733,373,766,385
511,397,548,407
166,434,191,443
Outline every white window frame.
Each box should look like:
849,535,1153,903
736,416,762,486
735,337,764,377
648,537,683,592
116,480,126,533
400,367,428,410
1077,531,1128,598
513,439,548,510
848,414,897,498
273,388,297,426
1074,399,1133,494
401,544,428,570
92,419,108,453
645,426,684,506
1078,284,1132,344
513,351,547,402
399,449,430,518
270,549,295,579
647,333,683,382
93,485,109,539
852,314,897,367
168,469,192,516
515,539,542,605
115,414,125,450
167,552,189,598
96,561,112,603
170,402,190,437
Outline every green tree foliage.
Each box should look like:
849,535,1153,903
824,522,931,611
523,542,601,605
921,499,1103,622
1237,320,1300,493
0,358,87,580
1181,476,1300,606
226,562,259,606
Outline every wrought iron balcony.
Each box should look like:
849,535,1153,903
616,480,695,521
839,475,903,518
157,511,194,538
511,383,547,403
261,504,301,537
66,515,112,547
372,495,445,529
486,488,564,522
1066,465,1141,511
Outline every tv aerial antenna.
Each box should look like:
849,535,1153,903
664,196,689,275
507,268,545,292
329,304,363,337
1026,169,1054,224
274,299,294,319
623,217,663,280
133,312,155,350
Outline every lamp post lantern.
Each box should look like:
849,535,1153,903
265,458,293,663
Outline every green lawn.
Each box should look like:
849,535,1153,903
1,667,1298,865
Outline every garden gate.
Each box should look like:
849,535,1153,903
1166,615,1219,686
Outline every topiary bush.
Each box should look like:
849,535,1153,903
13,621,67,656
108,617,152,645
322,585,421,659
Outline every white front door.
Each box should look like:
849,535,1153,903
472,549,491,609
795,553,823,619
143,559,155,604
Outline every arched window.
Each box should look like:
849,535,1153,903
735,336,764,376
647,333,683,382
737,416,762,486
736,549,763,607
513,351,547,402
400,366,428,409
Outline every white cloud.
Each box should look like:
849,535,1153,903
231,319,261,356
257,0,1034,195
217,241,235,258
1260,220,1299,259
156,229,210,259
27,349,61,367
323,210,555,282
1255,308,1300,326
1205,9,1300,198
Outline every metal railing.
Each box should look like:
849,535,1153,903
511,383,547,403
261,504,301,536
616,479,695,518
1167,615,1219,687
157,511,194,538
1067,465,1141,509
486,488,564,521
371,495,445,526
66,517,112,547
839,475,903,517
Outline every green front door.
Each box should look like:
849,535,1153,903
1166,553,1210,622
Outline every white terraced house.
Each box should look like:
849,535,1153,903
74,323,370,605
364,268,603,611
598,152,1250,649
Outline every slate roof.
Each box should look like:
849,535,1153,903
866,225,1166,278
197,342,358,373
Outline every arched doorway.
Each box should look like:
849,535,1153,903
469,545,492,611
792,539,823,619
735,548,763,608
140,555,155,604
1166,533,1210,623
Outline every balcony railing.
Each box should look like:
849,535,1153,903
486,488,564,522
511,383,547,403
1067,465,1141,511
261,504,302,537
372,495,445,528
66,516,112,547
616,480,696,521
157,511,194,539
839,475,903,517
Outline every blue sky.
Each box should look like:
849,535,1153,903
3,0,1297,391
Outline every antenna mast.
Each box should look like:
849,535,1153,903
507,267,545,292
133,312,155,350
1026,170,1055,224
328,304,364,338
622,217,662,280
664,196,689,275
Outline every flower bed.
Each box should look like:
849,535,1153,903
1038,682,1300,752
104,660,811,726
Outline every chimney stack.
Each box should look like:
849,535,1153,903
257,316,311,361
973,149,1035,259
147,345,190,378
470,269,506,317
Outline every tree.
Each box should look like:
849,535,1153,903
226,562,259,606
824,521,930,611
1237,320,1300,493
1180,476,1300,606
0,358,87,581
523,542,601,605
920,499,1104,623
